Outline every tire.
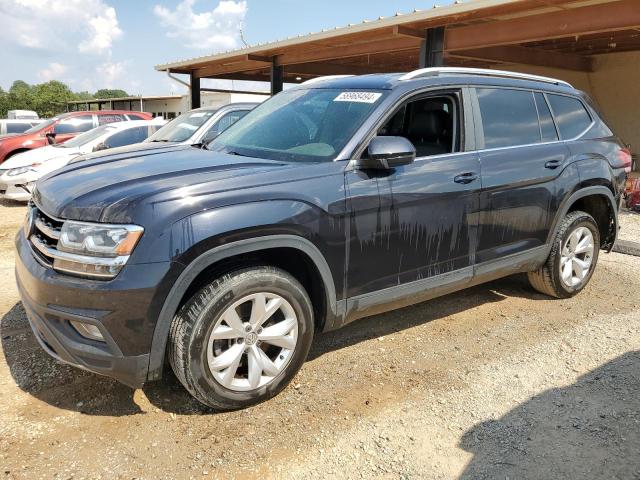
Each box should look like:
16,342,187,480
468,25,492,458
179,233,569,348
168,266,314,410
527,210,600,298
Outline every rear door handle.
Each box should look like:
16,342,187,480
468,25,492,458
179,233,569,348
454,172,478,184
545,159,563,169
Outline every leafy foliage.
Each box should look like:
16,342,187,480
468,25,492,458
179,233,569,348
0,81,129,118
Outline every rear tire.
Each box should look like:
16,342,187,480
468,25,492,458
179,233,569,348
168,266,314,411
528,210,600,298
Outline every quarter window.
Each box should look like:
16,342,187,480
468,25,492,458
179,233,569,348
98,114,125,125
534,93,558,142
477,88,540,149
547,94,592,139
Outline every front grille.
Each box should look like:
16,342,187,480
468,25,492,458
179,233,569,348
29,206,63,268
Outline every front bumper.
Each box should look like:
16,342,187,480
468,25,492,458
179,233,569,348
0,175,34,201
15,230,174,388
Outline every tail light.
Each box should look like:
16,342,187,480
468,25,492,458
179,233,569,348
618,147,632,173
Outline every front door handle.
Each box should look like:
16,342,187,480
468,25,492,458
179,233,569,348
545,159,563,169
454,172,478,184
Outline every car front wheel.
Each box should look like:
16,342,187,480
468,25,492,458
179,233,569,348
168,266,314,410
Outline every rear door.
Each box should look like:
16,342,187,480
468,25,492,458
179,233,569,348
473,87,570,264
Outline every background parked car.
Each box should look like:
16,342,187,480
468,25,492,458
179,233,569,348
145,103,256,147
0,119,43,136
0,110,152,163
7,109,39,120
0,119,165,202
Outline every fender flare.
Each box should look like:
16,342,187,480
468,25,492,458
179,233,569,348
146,234,338,380
546,186,618,251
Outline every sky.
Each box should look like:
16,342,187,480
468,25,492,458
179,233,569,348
0,0,438,96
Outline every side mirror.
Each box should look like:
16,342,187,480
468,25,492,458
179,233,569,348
92,142,108,152
357,136,416,170
45,132,57,145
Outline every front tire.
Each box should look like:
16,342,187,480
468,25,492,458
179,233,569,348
168,266,314,410
528,210,600,298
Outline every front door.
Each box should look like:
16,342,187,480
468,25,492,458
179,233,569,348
345,90,480,300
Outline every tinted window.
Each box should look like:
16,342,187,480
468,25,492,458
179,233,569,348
6,122,31,134
98,114,125,125
126,113,148,120
202,110,249,142
477,88,540,148
547,94,592,139
534,93,558,142
54,115,94,134
104,126,149,148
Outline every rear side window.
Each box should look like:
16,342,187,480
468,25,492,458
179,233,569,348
6,122,31,134
534,93,558,142
547,94,592,139
104,126,149,148
477,88,540,148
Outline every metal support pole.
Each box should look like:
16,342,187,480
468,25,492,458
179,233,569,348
190,72,201,109
270,60,283,96
419,26,445,68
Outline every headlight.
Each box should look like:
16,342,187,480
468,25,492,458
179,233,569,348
8,166,30,176
52,221,144,279
59,221,144,258
8,164,40,176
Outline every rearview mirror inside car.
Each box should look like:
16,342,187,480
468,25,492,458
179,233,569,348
357,136,416,170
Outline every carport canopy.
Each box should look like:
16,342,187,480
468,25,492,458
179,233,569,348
155,0,640,160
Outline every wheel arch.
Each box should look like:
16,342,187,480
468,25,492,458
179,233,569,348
548,186,618,251
147,235,339,380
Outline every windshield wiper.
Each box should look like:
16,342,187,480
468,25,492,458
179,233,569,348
148,139,172,143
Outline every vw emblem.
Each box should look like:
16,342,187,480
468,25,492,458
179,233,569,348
245,332,258,346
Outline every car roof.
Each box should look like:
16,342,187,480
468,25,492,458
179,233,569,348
297,69,577,95
191,102,259,113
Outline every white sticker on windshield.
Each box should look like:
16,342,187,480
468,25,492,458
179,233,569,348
334,92,382,103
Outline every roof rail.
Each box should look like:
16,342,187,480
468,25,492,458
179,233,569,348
302,75,354,85
398,67,573,88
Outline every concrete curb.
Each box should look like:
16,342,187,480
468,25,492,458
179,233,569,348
613,240,640,257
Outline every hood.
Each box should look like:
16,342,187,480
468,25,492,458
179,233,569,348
33,144,297,221
1,145,79,169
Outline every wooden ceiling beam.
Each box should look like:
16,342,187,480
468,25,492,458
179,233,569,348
445,0,640,51
450,45,595,72
392,25,425,39
284,62,397,76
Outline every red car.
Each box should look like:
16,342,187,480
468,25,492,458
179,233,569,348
0,110,152,163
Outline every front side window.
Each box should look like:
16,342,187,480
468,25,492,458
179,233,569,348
54,115,94,134
98,114,125,125
377,95,458,157
211,88,387,162
547,94,592,139
477,88,540,149
55,125,113,148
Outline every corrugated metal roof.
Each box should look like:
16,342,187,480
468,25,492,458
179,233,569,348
154,0,524,71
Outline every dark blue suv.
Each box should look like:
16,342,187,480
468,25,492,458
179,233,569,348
15,68,630,410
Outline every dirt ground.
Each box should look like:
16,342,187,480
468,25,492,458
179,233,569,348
1,199,639,479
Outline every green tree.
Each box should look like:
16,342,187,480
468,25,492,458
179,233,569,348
32,81,75,118
0,87,8,118
94,89,129,99
7,80,35,112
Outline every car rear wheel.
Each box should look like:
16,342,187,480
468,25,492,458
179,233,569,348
168,266,314,410
527,210,600,298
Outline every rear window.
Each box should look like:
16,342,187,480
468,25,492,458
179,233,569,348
547,94,592,139
477,88,541,149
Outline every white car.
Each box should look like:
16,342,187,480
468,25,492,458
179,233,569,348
0,119,165,201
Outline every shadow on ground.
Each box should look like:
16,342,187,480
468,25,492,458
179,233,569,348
459,350,640,479
2,274,542,416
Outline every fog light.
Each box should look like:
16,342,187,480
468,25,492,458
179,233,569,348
70,320,105,342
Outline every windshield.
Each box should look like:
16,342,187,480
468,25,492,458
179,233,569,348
54,124,113,148
210,88,387,162
146,110,216,143
24,118,57,134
